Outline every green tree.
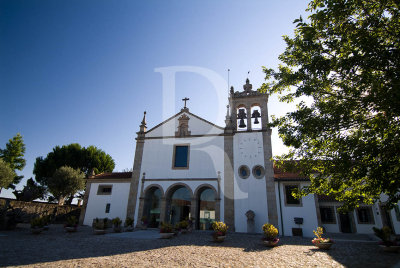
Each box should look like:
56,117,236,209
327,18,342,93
33,143,115,186
48,166,85,205
13,178,47,202
0,159,15,192
33,143,115,203
262,0,400,211
0,133,26,189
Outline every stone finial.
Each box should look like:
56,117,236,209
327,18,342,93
243,78,253,94
230,86,234,95
139,111,147,133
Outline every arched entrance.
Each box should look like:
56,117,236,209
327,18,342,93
143,186,162,228
166,185,192,225
197,187,216,230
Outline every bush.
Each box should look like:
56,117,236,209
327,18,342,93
262,223,278,240
125,217,134,227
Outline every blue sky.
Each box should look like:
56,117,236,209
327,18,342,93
0,0,310,198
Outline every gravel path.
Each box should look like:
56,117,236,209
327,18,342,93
1,224,399,267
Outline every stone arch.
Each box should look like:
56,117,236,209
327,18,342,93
250,104,262,130
164,183,194,225
143,184,165,198
194,184,218,199
165,182,194,199
194,184,220,230
140,184,164,228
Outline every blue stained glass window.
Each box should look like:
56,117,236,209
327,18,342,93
174,145,189,167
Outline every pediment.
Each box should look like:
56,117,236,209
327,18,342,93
145,110,224,138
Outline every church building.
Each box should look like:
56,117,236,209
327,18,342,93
80,79,400,237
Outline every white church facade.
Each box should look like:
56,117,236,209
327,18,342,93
80,79,400,237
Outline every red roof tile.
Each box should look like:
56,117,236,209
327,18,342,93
89,172,132,179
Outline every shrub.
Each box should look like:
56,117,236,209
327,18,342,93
212,221,228,236
262,223,278,241
112,217,122,227
160,222,173,233
125,217,134,227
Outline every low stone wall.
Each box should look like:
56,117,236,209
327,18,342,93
0,198,81,225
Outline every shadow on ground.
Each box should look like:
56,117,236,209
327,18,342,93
0,224,399,267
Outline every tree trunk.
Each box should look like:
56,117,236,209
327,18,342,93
58,196,65,206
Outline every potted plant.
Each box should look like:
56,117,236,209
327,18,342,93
124,217,134,232
212,221,228,242
31,217,45,234
173,223,181,236
42,215,51,230
262,223,279,247
141,215,148,230
179,220,189,234
93,218,106,235
312,227,334,249
64,216,78,232
159,222,174,239
373,226,399,252
112,217,123,233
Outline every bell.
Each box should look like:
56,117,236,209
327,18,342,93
251,110,261,125
254,117,259,124
238,119,246,128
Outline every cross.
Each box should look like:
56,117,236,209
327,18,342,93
182,97,189,108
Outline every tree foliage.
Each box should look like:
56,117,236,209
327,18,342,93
0,159,15,191
0,133,26,189
13,178,47,202
262,0,400,211
33,143,115,187
48,166,85,205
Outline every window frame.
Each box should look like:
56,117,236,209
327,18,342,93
320,206,337,224
238,165,250,179
172,144,190,169
283,183,302,207
356,206,375,224
97,185,113,195
105,203,111,213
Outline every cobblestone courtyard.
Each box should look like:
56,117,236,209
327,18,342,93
1,224,400,267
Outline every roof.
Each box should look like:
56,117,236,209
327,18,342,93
145,108,224,134
89,172,132,180
273,162,308,181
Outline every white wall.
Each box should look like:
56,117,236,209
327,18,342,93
135,133,225,223
83,182,130,226
233,132,269,233
276,181,319,237
140,136,225,179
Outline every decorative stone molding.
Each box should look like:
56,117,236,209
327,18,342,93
175,114,191,137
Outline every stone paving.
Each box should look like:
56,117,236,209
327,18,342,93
1,224,400,267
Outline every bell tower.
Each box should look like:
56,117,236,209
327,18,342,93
224,78,278,233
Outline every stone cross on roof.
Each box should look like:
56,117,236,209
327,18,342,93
182,97,189,108
243,78,253,93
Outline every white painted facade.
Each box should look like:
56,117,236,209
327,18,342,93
83,182,130,226
81,78,400,238
233,132,269,233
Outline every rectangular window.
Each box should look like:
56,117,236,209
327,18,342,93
356,206,374,224
320,206,336,224
105,203,111,213
173,145,189,168
97,185,112,195
284,185,301,206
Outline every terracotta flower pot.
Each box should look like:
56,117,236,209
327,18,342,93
160,232,174,239
379,245,400,253
314,242,333,250
213,235,226,243
31,227,44,234
93,229,106,235
65,226,77,232
263,238,279,247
